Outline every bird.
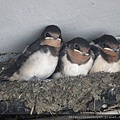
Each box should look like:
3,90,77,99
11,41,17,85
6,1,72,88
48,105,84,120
0,25,63,81
90,34,120,74
52,37,94,79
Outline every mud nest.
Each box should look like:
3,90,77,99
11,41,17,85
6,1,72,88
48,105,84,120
0,53,120,119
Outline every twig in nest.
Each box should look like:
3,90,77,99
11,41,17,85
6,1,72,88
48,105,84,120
96,109,120,115
1,101,8,115
104,104,120,112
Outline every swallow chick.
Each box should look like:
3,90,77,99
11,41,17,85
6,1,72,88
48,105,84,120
90,34,120,73
0,25,63,81
52,37,94,79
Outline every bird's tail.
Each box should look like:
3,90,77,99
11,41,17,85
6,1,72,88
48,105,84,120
0,63,17,81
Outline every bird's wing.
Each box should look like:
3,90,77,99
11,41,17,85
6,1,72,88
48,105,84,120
90,45,100,61
16,40,41,67
49,43,67,79
0,39,41,78
55,43,67,72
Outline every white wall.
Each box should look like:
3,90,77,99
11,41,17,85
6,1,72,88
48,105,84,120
0,0,120,52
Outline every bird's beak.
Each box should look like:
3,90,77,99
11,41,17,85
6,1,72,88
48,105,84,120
113,48,120,52
45,37,61,41
104,47,113,51
42,37,62,48
82,51,89,56
104,47,120,52
45,37,54,40
74,49,89,56
56,38,61,41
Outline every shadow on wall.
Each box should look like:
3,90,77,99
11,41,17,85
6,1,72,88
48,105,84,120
6,27,111,53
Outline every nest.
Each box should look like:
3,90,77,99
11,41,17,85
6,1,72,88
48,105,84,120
0,53,120,120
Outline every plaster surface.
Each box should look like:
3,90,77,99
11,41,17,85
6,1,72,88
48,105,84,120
0,0,120,52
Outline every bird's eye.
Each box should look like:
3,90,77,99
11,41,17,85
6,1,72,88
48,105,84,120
59,35,61,38
74,44,80,50
46,33,51,37
102,42,107,47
